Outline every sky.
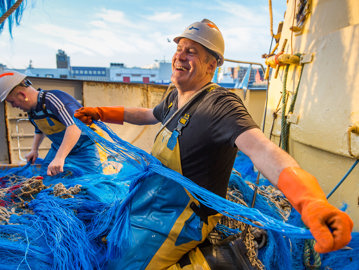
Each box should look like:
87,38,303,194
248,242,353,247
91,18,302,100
0,0,287,70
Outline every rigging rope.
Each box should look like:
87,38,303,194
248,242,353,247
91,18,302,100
0,0,24,25
280,65,290,151
327,159,359,199
280,61,304,151
268,0,274,38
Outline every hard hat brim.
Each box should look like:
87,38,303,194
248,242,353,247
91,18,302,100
173,35,224,66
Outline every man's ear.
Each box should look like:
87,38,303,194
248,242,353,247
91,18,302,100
207,58,218,75
17,90,27,100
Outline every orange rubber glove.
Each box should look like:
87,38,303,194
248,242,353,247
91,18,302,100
278,167,353,253
74,106,124,125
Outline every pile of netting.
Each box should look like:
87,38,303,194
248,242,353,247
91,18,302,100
0,119,358,269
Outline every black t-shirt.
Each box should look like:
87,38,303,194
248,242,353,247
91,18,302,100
153,86,259,199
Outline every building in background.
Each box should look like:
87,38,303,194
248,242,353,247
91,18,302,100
71,66,109,81
1,49,267,88
6,49,171,84
110,62,157,83
56,50,70,69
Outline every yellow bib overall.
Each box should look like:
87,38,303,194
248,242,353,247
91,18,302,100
147,84,222,269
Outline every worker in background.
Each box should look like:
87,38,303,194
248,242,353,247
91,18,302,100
75,19,353,268
0,70,102,176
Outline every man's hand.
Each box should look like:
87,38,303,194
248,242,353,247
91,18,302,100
74,106,124,125
278,167,353,253
74,107,100,125
302,200,353,253
47,157,65,176
25,150,38,164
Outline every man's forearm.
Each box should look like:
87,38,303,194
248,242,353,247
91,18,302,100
124,107,159,125
75,106,159,126
31,133,45,151
54,125,82,160
235,128,299,185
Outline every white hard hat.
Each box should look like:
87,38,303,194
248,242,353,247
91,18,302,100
0,70,27,101
174,19,225,66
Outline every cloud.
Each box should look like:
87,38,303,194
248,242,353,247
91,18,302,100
94,8,144,31
146,11,182,22
90,20,107,28
26,13,170,66
217,2,268,26
0,0,287,69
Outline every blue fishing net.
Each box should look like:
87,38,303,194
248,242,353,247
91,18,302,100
0,119,357,269
231,151,359,270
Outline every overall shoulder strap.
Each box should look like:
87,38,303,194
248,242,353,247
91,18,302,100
40,90,49,115
166,84,219,151
174,84,218,135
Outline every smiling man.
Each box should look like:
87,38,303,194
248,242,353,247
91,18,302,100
75,19,352,269
0,71,101,176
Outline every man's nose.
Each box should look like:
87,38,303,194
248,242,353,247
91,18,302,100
176,50,186,60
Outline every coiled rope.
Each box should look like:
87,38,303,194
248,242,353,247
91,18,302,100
304,239,321,269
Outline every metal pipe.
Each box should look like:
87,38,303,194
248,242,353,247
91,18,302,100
15,118,29,162
224,58,266,74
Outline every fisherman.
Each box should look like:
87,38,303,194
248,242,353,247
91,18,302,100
0,70,102,176
75,19,353,268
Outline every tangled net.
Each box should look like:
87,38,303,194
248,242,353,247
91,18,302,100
0,119,357,270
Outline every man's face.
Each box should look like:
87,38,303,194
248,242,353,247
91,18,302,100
5,87,32,112
171,38,215,91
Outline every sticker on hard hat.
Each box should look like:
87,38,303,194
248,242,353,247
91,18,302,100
206,23,219,31
189,26,199,31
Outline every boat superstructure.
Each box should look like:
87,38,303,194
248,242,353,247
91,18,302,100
263,0,359,230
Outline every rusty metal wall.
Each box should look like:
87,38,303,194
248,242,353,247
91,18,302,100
82,81,168,153
0,102,9,163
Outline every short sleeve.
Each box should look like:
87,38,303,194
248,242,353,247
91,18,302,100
205,90,259,146
45,90,82,127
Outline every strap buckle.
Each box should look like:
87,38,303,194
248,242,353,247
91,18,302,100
176,113,190,135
